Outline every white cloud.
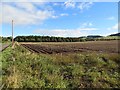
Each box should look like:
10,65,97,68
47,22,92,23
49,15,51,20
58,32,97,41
51,15,59,19
64,0,76,8
34,27,98,37
1,0,47,2
89,23,93,26
64,1,93,11
81,22,93,28
60,13,69,16
78,28,97,31
107,16,115,20
34,29,81,37
78,2,93,11
1,2,55,25
33,22,97,37
1,2,94,25
104,32,118,36
51,13,69,19
1,0,119,2
14,2,36,13
53,2,60,6
107,24,118,30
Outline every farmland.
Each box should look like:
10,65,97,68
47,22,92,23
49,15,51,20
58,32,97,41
21,40,119,54
1,1,120,88
1,40,120,88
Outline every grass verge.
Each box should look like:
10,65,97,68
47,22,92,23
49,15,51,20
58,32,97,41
1,43,120,88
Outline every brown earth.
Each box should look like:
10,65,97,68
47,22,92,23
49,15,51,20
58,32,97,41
21,40,120,54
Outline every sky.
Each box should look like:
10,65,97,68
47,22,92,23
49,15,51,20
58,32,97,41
0,0,119,37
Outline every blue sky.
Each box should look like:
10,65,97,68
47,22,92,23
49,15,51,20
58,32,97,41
1,1,118,37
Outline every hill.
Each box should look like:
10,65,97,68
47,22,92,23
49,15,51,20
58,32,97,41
109,33,120,36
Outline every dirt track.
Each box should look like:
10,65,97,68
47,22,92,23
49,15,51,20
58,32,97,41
0,44,10,52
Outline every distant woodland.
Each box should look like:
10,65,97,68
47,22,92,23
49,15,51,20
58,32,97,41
14,35,119,42
1,33,120,42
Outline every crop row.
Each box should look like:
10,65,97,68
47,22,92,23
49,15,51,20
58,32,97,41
21,40,119,54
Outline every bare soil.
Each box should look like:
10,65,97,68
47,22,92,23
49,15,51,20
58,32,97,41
21,40,120,54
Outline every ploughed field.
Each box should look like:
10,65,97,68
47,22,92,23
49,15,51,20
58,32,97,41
2,41,120,88
21,40,119,54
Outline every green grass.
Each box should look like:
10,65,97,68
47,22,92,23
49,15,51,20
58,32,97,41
1,44,120,88
97,36,120,40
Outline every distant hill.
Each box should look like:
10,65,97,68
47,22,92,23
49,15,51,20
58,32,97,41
109,33,120,36
87,35,103,38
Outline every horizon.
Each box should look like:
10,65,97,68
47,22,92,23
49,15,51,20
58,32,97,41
1,1,119,37
1,32,119,38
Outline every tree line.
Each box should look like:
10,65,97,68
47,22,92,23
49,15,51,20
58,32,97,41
14,35,112,42
2,35,119,42
0,36,12,43
14,36,86,42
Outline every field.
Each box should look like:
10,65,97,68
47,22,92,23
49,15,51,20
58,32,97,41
21,40,119,54
1,40,120,88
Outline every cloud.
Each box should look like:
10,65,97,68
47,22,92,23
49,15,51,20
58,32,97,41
78,2,93,11
86,22,92,26
107,16,115,20
1,2,55,25
64,0,76,8
107,24,118,30
51,13,69,19
33,27,98,37
33,21,97,37
64,1,93,11
34,29,81,37
13,2,36,13
60,13,69,16
1,0,47,2
78,28,97,31
53,2,60,6
1,0,119,2
81,22,93,28
51,15,59,19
